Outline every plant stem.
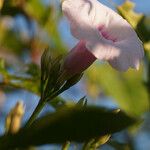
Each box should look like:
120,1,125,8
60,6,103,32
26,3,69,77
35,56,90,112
25,99,46,128
25,81,68,128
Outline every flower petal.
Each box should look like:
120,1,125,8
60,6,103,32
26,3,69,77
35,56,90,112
62,0,97,41
87,36,144,71
108,38,144,71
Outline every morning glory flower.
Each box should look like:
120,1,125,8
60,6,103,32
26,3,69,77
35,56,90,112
62,0,144,74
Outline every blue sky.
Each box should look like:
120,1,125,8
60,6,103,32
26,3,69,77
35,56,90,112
103,0,150,14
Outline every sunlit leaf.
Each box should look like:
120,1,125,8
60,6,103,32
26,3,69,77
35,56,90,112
82,135,111,150
25,0,50,24
117,0,150,42
86,64,149,116
144,41,150,51
0,58,5,71
117,0,143,28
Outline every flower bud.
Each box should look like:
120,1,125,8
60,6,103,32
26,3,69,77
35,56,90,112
5,101,25,134
0,0,4,10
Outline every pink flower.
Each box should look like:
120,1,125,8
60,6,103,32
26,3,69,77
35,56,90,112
62,0,144,74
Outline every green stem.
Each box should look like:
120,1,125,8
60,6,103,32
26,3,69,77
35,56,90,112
25,99,46,128
25,84,67,128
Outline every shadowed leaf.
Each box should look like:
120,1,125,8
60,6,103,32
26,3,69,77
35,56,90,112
0,105,136,149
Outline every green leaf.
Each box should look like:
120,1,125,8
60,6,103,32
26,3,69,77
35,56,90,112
0,58,5,71
61,73,83,90
26,63,40,79
77,96,87,107
0,105,136,149
49,97,66,109
117,0,150,42
86,64,149,116
25,0,50,24
117,0,143,28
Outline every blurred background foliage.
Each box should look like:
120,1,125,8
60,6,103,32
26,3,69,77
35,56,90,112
0,0,150,150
